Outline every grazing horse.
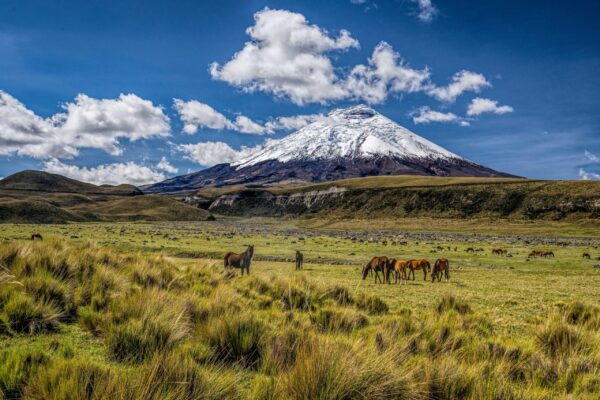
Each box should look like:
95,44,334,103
295,250,304,270
31,233,43,241
405,259,431,281
492,248,507,256
390,259,407,283
543,251,555,258
583,253,591,259
362,256,390,284
432,258,450,282
224,245,254,276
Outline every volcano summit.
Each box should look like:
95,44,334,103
145,105,513,193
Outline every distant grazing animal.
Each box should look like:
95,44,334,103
30,233,43,241
405,259,431,281
492,248,508,256
465,248,475,253
362,256,390,284
432,258,450,282
528,250,545,258
295,250,304,271
224,245,254,276
389,259,407,283
583,253,591,259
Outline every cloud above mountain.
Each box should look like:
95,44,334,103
210,8,490,106
0,91,170,159
42,158,169,186
467,97,514,116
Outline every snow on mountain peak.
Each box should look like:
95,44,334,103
233,105,462,168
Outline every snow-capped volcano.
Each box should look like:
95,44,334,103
144,105,513,194
234,105,461,168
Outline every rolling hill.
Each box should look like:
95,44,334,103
0,171,212,223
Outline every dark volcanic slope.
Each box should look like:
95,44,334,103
144,156,514,194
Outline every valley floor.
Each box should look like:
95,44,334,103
1,217,600,398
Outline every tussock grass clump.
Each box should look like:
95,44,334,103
2,293,61,334
311,308,369,332
261,327,305,373
322,285,354,306
281,338,414,399
131,259,175,289
0,347,50,399
105,293,190,363
355,293,388,315
130,352,240,400
557,301,600,328
23,275,74,318
424,357,477,400
204,313,265,368
437,294,471,315
536,317,587,358
23,358,117,400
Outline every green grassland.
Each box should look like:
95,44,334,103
1,219,600,399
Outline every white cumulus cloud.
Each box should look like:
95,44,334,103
410,106,469,126
579,168,600,180
173,99,269,135
155,156,178,174
177,141,264,167
264,114,327,131
42,159,167,186
427,71,491,103
345,42,430,104
210,8,358,105
412,0,438,23
0,91,170,159
467,97,514,116
584,150,599,163
173,99,235,134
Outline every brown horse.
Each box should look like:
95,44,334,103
389,259,407,283
405,259,431,281
31,233,43,241
295,250,304,270
224,245,254,276
432,258,450,282
492,248,507,256
583,253,591,259
362,256,390,284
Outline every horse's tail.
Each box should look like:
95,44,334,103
425,260,431,272
224,253,230,268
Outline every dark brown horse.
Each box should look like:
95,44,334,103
432,258,450,282
224,245,254,276
295,250,304,270
362,256,390,284
31,233,43,241
492,248,507,256
405,259,431,281
583,253,591,259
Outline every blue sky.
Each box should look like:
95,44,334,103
1,0,599,184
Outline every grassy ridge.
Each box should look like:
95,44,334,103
1,221,600,398
204,176,600,221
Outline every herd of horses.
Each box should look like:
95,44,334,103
362,256,449,284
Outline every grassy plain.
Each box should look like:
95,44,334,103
1,218,600,399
